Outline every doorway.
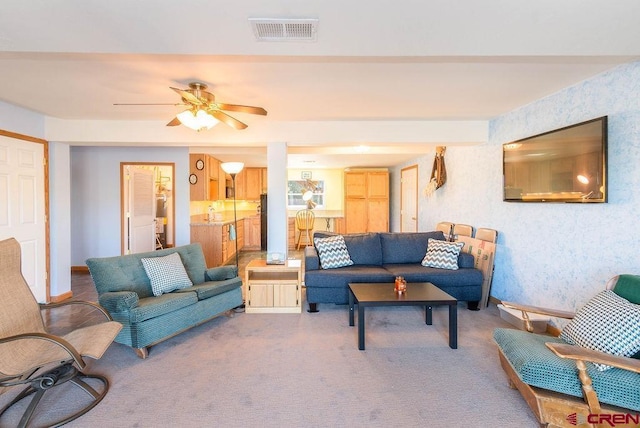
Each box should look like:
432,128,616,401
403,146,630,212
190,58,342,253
400,165,418,232
121,162,175,255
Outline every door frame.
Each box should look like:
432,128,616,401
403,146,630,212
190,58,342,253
400,164,418,232
0,129,50,301
120,162,176,255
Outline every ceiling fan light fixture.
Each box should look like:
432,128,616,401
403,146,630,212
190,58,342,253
176,108,219,132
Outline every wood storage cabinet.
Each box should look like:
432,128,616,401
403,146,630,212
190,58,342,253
189,153,223,201
344,169,389,233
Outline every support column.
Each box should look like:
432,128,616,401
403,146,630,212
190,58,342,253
266,142,288,258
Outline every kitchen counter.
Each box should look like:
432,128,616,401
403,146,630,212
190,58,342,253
287,210,344,218
288,209,345,233
190,211,259,226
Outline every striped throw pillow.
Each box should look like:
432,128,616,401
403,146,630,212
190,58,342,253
141,252,193,296
421,238,464,270
314,235,354,269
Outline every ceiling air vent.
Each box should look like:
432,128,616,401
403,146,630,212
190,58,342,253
249,18,318,42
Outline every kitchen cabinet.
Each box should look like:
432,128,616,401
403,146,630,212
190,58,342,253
207,156,220,200
288,218,296,249
244,168,264,200
190,220,245,268
226,167,267,201
244,216,261,250
189,154,221,201
226,167,266,201
344,169,389,233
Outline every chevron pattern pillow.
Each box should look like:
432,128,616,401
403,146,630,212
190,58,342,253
421,238,464,270
560,289,640,371
314,235,354,269
141,252,194,296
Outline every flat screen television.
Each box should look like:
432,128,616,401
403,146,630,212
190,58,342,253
503,116,608,203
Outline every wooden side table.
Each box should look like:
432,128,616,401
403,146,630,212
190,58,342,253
245,259,302,313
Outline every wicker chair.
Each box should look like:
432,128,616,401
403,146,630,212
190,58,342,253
0,237,122,427
494,275,640,427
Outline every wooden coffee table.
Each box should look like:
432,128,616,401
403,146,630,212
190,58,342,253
348,282,458,350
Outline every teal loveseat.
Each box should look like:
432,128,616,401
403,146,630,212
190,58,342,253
86,243,242,358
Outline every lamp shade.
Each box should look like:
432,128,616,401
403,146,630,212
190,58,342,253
302,190,313,201
221,162,244,175
176,109,219,131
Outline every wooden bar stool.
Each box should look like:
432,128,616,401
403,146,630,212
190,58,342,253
296,210,315,250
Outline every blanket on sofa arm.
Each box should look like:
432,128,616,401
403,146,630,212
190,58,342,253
304,231,483,312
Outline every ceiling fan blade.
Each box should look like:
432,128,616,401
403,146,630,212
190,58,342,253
170,87,204,106
216,103,267,116
209,110,248,130
114,103,182,106
166,117,181,126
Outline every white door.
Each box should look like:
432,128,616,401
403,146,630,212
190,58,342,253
0,134,48,302
123,165,156,254
400,165,418,232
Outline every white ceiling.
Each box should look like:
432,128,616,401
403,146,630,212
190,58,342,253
0,0,638,168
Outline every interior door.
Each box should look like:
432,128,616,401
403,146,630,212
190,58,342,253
123,165,156,254
401,165,418,232
0,133,48,302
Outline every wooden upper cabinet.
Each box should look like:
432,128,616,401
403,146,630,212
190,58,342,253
189,153,224,201
189,154,207,201
367,172,389,199
344,169,389,233
345,172,367,198
244,168,264,201
207,157,220,200
261,168,268,194
232,169,246,200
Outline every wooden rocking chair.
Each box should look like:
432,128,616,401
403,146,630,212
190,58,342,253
494,275,640,427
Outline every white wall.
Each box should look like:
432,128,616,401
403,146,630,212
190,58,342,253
392,61,640,311
0,100,45,138
70,146,190,265
49,142,71,297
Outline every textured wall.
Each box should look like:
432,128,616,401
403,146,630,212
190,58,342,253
393,61,640,311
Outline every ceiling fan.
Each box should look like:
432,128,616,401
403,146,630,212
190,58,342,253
114,82,267,131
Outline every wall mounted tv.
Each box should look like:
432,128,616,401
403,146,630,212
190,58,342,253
503,116,607,203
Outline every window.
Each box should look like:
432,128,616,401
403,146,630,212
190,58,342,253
287,180,325,208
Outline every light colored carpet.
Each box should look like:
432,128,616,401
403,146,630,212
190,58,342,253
1,301,540,427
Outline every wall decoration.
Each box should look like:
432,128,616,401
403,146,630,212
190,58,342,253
424,146,447,196
301,171,312,179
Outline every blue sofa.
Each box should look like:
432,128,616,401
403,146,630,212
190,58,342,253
304,231,483,312
86,243,242,358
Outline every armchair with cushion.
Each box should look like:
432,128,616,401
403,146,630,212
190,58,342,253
493,275,640,427
0,237,122,427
